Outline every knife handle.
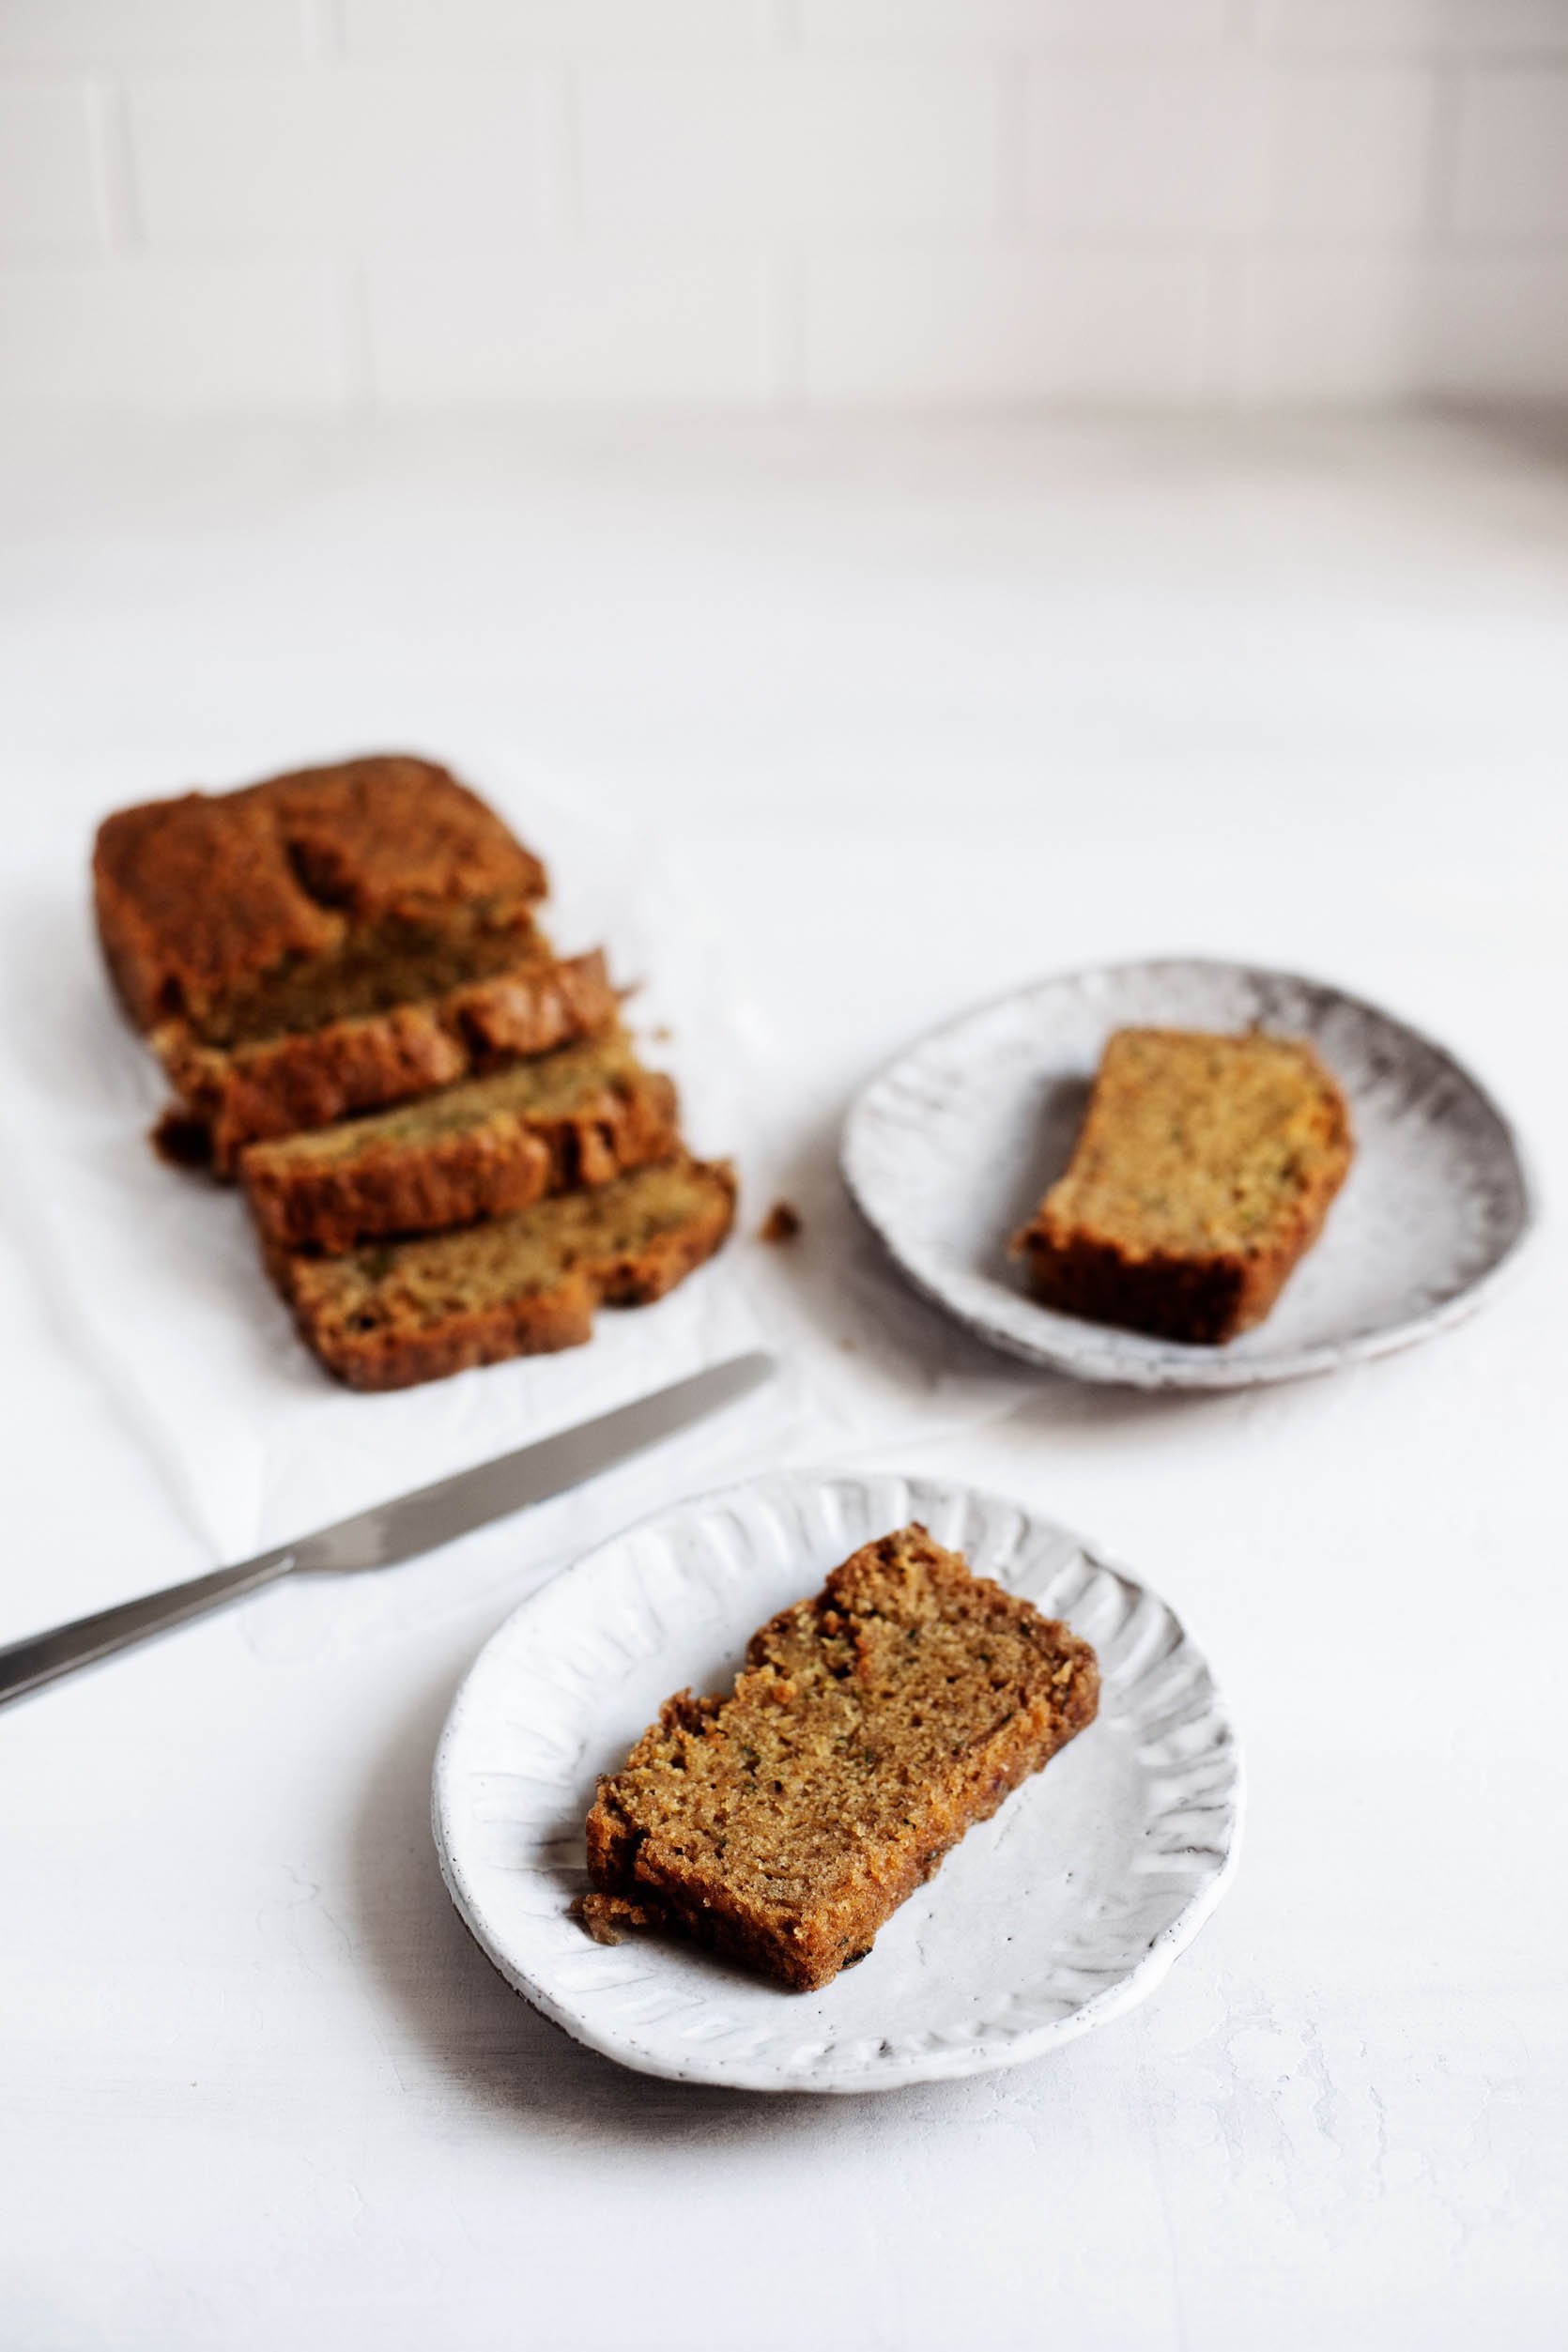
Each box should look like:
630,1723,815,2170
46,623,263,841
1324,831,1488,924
0,1550,296,1710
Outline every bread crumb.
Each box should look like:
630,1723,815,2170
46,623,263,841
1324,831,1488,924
574,1891,662,1946
759,1200,802,1245
151,1111,216,1172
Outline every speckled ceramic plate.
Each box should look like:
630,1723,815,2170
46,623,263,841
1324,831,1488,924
841,958,1533,1391
432,1469,1240,2093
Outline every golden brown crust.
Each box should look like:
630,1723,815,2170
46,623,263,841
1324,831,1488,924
153,950,618,1176
97,789,337,1033
1015,1222,1338,1344
453,958,621,1062
1013,1027,1353,1345
93,753,546,1037
579,1525,1099,1991
269,1155,736,1391
240,1064,680,1255
94,755,737,1396
247,1124,556,1256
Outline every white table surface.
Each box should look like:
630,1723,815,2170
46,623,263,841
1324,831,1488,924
1,411,1563,2351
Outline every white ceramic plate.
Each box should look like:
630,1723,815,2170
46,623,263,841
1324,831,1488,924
841,958,1533,1391
433,1469,1240,2093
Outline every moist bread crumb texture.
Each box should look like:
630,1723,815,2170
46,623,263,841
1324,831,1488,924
1013,1027,1353,1345
577,1524,1099,1991
272,1154,736,1390
94,755,734,1387
153,945,619,1176
239,1028,680,1254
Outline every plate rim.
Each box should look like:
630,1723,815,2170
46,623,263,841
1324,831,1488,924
431,1464,1245,2094
840,951,1538,1391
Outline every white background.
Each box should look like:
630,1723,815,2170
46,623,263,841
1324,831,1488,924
0,406,1564,2346
4,0,1568,407
7,16,1567,2341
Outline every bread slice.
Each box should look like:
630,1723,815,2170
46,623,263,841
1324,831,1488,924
154,945,618,1176
240,1031,680,1255
1012,1027,1353,1345
577,1524,1099,1991
94,754,546,1039
269,1153,736,1390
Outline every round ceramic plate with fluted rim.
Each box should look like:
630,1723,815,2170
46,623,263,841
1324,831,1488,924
432,1468,1240,2093
840,957,1533,1391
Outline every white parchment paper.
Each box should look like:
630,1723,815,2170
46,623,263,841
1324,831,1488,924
0,764,1033,1642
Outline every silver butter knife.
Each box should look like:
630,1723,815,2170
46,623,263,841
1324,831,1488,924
0,1351,776,1710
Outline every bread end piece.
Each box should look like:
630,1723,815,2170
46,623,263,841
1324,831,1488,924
93,754,546,1038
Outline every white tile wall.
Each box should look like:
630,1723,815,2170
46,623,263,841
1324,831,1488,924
1453,72,1568,238
0,260,342,404
365,252,769,402
1263,67,1438,238
802,249,1209,404
798,0,1231,48
0,1,313,66
340,1,776,59
1023,63,1267,238
1423,254,1568,395
579,65,1002,234
1237,252,1435,402
127,69,562,249
0,82,109,254
0,0,1565,410
1258,1,1568,57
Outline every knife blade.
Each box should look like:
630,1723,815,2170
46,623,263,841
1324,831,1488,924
294,1350,776,1572
0,1350,776,1710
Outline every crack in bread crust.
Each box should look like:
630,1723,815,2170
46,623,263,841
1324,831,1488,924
94,754,546,1038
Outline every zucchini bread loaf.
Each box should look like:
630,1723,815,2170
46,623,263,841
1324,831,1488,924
578,1524,1099,1991
240,1029,679,1254
269,1153,736,1390
97,753,735,1391
1013,1027,1352,1345
94,754,614,1168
